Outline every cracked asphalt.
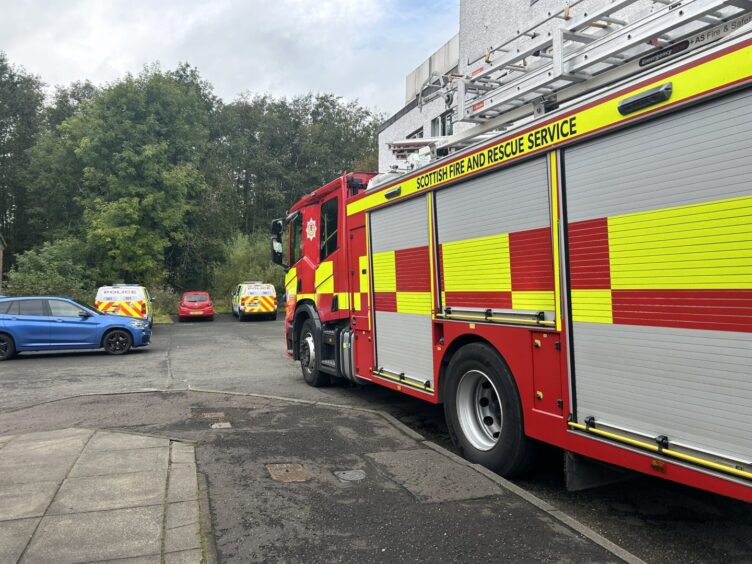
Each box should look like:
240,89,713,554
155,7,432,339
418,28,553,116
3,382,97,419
0,314,750,563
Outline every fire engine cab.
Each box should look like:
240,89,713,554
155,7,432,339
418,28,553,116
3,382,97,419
272,5,752,502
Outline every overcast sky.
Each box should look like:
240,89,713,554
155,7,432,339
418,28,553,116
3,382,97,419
0,0,459,115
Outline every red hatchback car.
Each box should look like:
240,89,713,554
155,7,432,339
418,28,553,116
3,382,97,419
178,291,214,321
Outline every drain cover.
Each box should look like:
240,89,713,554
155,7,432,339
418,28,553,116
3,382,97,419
334,469,366,482
210,422,232,429
266,463,310,482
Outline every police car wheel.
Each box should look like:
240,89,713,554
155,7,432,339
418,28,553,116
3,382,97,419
103,330,133,355
444,343,536,477
0,333,16,361
299,319,329,387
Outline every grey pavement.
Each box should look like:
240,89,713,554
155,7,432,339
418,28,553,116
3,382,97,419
1,316,751,563
0,392,628,564
0,428,204,563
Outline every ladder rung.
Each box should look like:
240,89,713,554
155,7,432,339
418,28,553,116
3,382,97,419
600,16,629,25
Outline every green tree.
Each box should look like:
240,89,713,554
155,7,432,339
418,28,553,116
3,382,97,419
5,238,95,299
0,52,44,271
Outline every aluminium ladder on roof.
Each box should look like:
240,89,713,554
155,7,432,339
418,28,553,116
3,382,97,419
458,0,750,123
386,0,752,160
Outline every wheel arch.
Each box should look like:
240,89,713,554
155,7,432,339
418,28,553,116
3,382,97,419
100,326,135,348
437,333,514,404
0,330,16,348
291,300,320,360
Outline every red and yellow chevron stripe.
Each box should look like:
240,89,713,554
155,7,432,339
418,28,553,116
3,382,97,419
241,295,277,314
95,300,148,319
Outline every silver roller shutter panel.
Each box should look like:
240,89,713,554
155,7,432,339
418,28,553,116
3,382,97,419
370,195,434,387
436,157,550,243
565,90,752,463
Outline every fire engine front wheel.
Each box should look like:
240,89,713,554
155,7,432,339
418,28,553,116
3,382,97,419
444,343,535,477
299,319,330,387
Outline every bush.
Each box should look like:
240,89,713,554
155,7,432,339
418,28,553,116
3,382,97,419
212,231,283,300
5,239,96,300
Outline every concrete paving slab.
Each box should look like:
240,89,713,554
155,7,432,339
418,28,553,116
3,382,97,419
48,470,166,514
22,505,163,563
9,428,91,444
366,448,505,503
0,456,78,485
86,432,169,452
0,517,39,562
0,432,89,458
170,443,196,465
164,549,202,564
167,464,198,503
164,501,201,553
70,446,169,478
0,481,59,521
0,435,14,448
93,555,161,564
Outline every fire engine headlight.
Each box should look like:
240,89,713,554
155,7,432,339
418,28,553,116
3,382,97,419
129,320,149,330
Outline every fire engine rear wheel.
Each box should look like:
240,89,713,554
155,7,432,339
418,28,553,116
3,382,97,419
444,343,535,477
299,319,329,387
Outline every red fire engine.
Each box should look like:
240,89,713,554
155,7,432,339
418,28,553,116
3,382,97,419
271,13,752,501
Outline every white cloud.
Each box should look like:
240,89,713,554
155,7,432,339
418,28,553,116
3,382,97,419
0,0,458,113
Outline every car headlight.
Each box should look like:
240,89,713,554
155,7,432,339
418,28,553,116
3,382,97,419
129,320,149,329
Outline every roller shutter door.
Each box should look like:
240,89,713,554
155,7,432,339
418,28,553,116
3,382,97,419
564,89,752,464
435,157,555,321
370,196,434,389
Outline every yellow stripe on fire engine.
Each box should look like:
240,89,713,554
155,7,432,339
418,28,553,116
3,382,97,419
397,292,432,315
442,234,511,292
372,251,396,292
570,289,613,324
285,267,298,296
512,291,555,312
550,151,562,331
608,195,752,290
315,261,334,293
359,255,369,293
347,41,752,216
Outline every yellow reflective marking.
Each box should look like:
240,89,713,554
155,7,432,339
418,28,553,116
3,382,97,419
608,195,752,290
427,193,437,317
353,292,361,311
359,255,369,293
570,289,613,323
512,291,555,312
396,292,432,315
372,251,396,292
336,292,350,309
315,261,334,293
347,43,752,216
442,234,510,292
285,267,298,296
550,151,562,331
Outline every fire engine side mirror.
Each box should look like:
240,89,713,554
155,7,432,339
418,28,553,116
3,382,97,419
270,218,288,269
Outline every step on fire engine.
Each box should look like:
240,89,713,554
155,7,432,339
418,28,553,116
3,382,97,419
271,0,752,502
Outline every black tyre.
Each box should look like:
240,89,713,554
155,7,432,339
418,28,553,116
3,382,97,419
0,333,16,361
208,315,214,322
269,311,278,321
103,329,133,355
299,318,329,387
178,317,185,323
444,343,536,477
238,311,245,322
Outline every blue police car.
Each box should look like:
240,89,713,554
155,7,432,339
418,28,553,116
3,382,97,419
0,296,151,360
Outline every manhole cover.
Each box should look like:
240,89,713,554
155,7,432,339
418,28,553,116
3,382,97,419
334,469,366,482
210,422,232,429
266,463,310,482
